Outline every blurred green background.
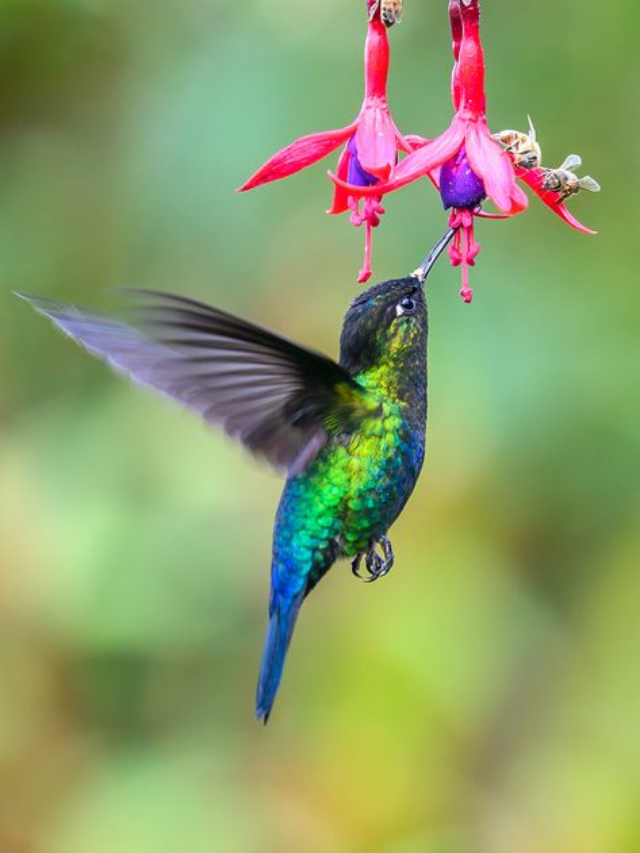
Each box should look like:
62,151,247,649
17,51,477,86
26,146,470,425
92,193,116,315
1,1,639,851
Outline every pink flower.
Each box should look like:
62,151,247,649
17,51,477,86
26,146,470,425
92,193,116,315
332,0,595,302
239,7,416,283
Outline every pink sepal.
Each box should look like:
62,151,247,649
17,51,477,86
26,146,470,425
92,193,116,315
474,209,509,221
329,120,465,198
466,120,528,215
355,108,398,180
404,134,431,151
239,123,357,192
327,144,352,215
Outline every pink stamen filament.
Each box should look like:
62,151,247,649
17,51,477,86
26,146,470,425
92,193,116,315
448,208,481,303
349,195,385,284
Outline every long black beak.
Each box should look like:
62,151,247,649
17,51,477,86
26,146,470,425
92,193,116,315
411,227,458,285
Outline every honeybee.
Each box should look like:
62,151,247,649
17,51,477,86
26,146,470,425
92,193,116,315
494,116,542,170
369,0,404,28
542,155,601,202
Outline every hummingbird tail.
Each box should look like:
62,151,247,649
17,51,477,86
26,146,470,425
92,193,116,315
256,592,304,724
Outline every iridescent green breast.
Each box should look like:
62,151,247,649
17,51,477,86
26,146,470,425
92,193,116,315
272,397,425,597
272,283,428,599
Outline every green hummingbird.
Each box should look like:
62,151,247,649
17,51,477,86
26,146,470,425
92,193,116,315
19,229,454,722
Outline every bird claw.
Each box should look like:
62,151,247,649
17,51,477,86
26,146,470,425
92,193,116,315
351,552,367,580
351,536,395,583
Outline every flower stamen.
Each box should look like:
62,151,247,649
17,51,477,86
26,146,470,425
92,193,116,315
349,195,385,283
448,208,480,303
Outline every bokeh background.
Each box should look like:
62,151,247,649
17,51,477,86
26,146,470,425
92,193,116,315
1,1,639,851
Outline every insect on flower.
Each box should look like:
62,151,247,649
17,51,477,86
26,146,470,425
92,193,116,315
370,0,404,28
542,155,601,202
494,116,542,170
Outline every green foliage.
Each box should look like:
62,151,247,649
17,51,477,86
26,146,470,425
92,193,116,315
1,1,638,851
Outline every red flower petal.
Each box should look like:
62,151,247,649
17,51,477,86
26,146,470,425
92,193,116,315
363,18,390,102
239,123,357,191
355,106,397,180
327,144,352,216
404,134,431,151
516,167,597,235
390,119,465,188
391,122,415,155
456,0,486,119
465,121,528,215
330,120,465,198
474,209,509,220
428,165,441,191
449,0,463,110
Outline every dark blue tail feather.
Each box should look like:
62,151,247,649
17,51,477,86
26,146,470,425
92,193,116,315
256,593,304,723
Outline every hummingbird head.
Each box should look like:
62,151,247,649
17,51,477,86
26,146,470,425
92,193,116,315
339,276,427,375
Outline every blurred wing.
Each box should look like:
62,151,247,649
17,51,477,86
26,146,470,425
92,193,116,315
20,291,381,475
560,154,582,171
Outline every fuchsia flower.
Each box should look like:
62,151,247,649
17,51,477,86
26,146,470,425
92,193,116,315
332,0,595,302
239,2,416,283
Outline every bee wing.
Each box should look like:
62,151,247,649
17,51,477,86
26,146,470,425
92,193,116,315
578,176,601,193
527,115,537,144
560,154,582,171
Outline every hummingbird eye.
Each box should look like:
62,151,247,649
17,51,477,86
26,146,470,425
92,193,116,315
396,295,417,317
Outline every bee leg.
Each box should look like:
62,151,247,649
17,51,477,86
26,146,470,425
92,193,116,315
369,0,381,20
351,551,366,580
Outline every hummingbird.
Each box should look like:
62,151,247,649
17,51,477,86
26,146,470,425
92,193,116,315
18,229,455,722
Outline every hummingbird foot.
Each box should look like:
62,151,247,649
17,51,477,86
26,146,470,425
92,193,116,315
351,536,395,583
351,551,367,580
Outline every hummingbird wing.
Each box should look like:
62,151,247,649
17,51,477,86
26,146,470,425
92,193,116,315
20,290,381,475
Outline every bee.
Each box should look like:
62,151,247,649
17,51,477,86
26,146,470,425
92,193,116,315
542,154,601,202
369,0,404,28
494,116,542,170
